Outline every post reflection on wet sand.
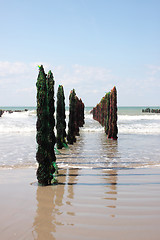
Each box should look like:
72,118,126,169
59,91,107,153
33,132,120,239
101,137,118,217
32,167,79,239
104,169,117,218
32,170,67,240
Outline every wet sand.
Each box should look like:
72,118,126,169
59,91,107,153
0,167,160,240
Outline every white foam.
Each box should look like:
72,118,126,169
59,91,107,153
0,110,36,133
58,163,93,169
81,127,103,132
0,109,160,135
118,126,160,135
118,114,160,135
118,114,160,121
134,164,160,169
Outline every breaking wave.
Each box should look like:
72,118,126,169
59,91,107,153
0,108,160,135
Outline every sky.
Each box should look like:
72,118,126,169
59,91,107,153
0,0,160,107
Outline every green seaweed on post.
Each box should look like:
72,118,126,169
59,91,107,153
47,70,56,173
36,66,56,186
56,85,67,149
67,89,77,144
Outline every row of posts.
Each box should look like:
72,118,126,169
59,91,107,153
36,65,85,186
91,86,118,140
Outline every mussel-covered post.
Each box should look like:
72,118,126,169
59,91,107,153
56,85,67,149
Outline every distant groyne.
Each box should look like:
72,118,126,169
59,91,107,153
0,109,28,117
142,108,160,113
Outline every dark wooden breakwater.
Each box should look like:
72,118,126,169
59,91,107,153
0,109,28,117
142,108,160,113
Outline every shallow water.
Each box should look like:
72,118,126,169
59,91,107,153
0,107,160,169
57,132,160,170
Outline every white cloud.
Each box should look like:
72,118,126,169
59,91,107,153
53,64,114,87
16,86,36,94
0,61,159,106
0,61,28,77
147,65,160,75
51,64,115,105
145,65,160,88
0,61,39,86
0,61,38,105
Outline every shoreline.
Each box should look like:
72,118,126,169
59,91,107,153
0,167,160,240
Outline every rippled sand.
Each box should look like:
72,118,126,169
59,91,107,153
0,131,160,239
0,167,160,240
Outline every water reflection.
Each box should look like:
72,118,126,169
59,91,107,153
102,137,118,217
33,132,120,238
32,166,79,239
104,170,117,218
67,168,78,199
33,186,56,240
32,169,67,240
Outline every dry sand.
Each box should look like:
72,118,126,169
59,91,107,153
0,167,160,240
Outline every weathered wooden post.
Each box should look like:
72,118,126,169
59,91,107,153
36,66,56,186
108,86,118,140
67,89,76,144
47,70,56,172
91,87,118,140
56,85,67,149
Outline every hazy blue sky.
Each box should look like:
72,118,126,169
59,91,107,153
0,0,160,106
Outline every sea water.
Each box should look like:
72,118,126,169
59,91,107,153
0,106,160,169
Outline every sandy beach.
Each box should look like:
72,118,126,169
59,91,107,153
0,166,160,240
0,108,160,240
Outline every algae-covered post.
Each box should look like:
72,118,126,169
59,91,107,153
108,87,118,140
67,89,76,144
75,96,80,136
56,85,67,149
75,96,85,136
101,97,105,127
104,92,110,135
75,96,85,135
46,70,56,171
79,98,85,127
67,89,85,144
36,65,56,186
76,98,85,128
